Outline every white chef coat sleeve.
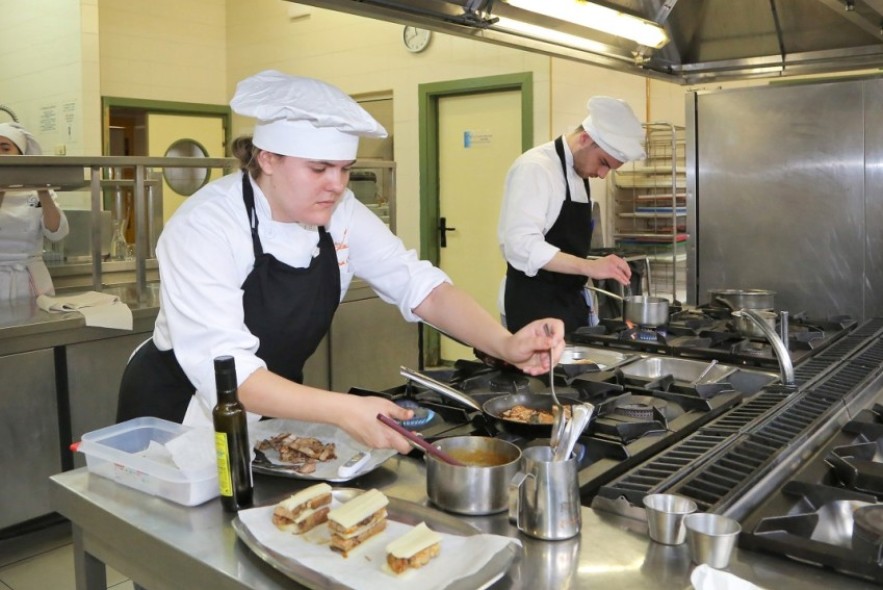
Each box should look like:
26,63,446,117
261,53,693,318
343,198,450,322
154,198,265,410
498,159,561,276
41,190,69,241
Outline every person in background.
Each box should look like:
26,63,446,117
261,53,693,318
0,122,69,300
498,96,646,333
117,70,565,454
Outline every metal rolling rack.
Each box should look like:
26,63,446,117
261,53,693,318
610,122,686,301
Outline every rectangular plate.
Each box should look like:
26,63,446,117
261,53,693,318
232,489,519,590
250,419,397,482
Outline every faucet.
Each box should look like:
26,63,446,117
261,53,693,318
736,308,795,387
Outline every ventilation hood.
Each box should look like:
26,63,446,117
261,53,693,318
291,0,883,84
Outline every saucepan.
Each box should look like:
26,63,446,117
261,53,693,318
425,436,521,515
399,366,579,438
585,285,670,327
708,288,775,311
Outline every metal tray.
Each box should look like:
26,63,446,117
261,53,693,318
559,345,637,372
250,419,396,482
232,489,519,590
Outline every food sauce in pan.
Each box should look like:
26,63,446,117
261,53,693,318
446,448,511,467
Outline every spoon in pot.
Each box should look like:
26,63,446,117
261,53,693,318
543,324,566,453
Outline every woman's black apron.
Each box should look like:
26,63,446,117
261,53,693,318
117,172,341,423
504,136,592,334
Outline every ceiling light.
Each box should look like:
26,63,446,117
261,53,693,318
494,17,615,55
506,0,670,49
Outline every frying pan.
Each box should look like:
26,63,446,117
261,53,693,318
399,366,580,438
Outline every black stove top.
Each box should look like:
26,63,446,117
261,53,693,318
570,309,856,369
355,359,742,504
740,404,883,583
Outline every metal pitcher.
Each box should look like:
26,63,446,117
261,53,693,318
508,446,581,540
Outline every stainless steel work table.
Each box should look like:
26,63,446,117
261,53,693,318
50,456,879,590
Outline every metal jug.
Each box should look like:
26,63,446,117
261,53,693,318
509,445,581,540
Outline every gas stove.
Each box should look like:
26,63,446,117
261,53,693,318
571,308,857,369
352,358,743,504
740,404,883,583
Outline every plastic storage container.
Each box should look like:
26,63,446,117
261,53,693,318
78,416,219,506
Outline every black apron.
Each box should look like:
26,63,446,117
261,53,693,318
505,137,592,334
117,172,341,423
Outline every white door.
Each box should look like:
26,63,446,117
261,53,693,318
437,90,522,361
147,113,226,222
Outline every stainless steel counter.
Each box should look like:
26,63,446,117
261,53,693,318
50,457,880,590
0,283,161,356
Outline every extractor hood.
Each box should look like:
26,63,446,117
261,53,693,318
289,0,883,84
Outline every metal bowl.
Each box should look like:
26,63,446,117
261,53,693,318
425,436,521,515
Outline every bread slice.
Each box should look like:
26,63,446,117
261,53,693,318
272,483,333,534
327,489,389,557
386,522,442,574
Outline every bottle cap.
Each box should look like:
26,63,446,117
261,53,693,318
214,355,238,394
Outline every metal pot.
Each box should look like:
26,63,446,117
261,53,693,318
733,309,777,338
585,286,670,327
708,289,775,310
425,436,521,515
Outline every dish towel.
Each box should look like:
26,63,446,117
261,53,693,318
691,564,765,590
37,291,133,330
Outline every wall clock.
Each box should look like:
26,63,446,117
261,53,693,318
402,26,432,53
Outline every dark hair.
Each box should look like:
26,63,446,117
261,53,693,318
232,136,262,178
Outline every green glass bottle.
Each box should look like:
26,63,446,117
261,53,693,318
212,355,253,512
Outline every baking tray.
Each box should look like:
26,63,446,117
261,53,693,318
233,489,519,590
250,419,396,482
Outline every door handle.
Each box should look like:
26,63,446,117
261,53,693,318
438,216,457,248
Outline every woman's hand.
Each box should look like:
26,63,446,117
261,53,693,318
500,318,565,376
338,396,415,454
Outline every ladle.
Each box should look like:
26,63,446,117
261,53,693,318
690,360,719,387
544,324,566,454
554,403,594,461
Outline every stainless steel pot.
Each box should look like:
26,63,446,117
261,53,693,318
708,289,775,310
585,286,669,327
733,309,776,338
425,436,521,515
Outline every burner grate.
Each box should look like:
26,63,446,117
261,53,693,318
593,431,732,506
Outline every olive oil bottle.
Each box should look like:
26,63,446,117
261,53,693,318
212,355,253,512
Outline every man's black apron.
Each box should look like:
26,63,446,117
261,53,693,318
504,136,592,334
117,172,341,423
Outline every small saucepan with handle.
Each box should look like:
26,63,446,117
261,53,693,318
585,285,670,328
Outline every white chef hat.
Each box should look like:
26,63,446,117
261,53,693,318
581,96,645,163
230,70,387,160
0,122,42,155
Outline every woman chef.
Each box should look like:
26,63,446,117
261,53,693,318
118,71,565,454
0,122,69,300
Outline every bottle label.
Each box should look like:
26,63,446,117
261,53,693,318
215,432,233,497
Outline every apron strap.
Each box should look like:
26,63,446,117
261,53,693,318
241,171,263,257
554,136,590,203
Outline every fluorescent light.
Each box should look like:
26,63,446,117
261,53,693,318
494,17,614,55
507,0,669,49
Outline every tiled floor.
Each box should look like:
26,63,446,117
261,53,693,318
0,521,133,590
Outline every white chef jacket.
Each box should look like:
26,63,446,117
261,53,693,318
0,189,69,300
152,172,450,427
496,137,590,314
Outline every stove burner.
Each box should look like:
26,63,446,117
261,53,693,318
396,399,436,428
636,329,661,342
488,373,530,394
614,402,657,421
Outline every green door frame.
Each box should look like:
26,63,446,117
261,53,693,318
417,72,534,365
101,96,232,156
